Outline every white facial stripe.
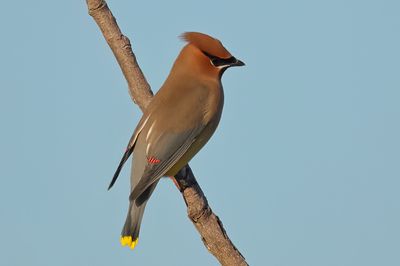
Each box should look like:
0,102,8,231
210,60,229,69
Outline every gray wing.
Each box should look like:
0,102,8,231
107,115,150,190
129,125,204,203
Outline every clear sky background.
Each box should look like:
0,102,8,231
1,0,399,265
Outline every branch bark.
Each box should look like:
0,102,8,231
86,1,248,265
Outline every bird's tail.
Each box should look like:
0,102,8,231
120,202,146,250
120,181,159,250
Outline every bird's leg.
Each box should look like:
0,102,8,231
169,176,180,190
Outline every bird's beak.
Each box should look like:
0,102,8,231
231,59,245,67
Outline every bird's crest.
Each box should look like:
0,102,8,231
180,32,232,59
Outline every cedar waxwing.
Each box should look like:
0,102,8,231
108,32,244,250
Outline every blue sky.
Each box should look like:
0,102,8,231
1,0,399,265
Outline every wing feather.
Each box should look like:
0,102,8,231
129,127,203,203
107,115,149,190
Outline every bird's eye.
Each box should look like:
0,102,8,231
210,57,237,68
202,51,237,68
210,57,225,67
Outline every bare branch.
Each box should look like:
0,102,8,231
175,166,248,266
87,0,152,110
86,0,248,265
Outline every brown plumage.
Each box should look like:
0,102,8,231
108,32,244,250
180,32,232,59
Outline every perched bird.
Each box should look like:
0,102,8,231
108,32,244,250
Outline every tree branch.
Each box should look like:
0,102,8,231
86,1,248,265
87,0,152,110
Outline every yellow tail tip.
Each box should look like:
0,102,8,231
120,236,139,250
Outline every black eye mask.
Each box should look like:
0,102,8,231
210,56,238,67
202,51,237,67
